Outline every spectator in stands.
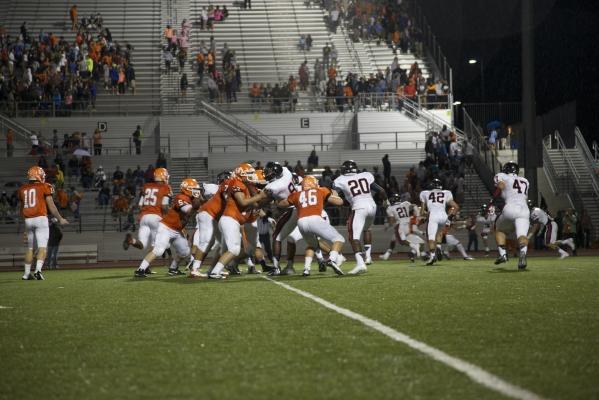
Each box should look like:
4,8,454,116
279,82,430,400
69,186,82,219
294,160,306,177
250,83,261,111
298,35,306,51
70,5,78,31
382,154,391,185
164,25,174,46
163,47,174,74
307,150,319,172
97,183,110,207
207,75,218,102
180,73,189,97
5,128,14,157
44,218,63,270
244,0,252,10
580,209,592,248
113,166,125,186
488,128,497,151
200,7,208,30
144,164,155,182
322,43,331,70
93,129,103,155
30,132,39,154
94,166,107,189
156,153,168,169
306,34,313,51
132,125,142,155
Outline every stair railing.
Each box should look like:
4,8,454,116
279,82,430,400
574,127,599,199
200,100,277,151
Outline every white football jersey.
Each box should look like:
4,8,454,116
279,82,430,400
494,173,529,206
386,201,412,225
530,207,550,225
202,183,219,199
477,212,496,229
265,168,300,201
419,189,453,214
333,172,376,210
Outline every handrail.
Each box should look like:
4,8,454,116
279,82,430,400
0,113,51,148
201,100,277,151
553,130,580,182
574,127,599,198
339,24,364,76
592,140,598,162
542,145,560,194
412,2,451,82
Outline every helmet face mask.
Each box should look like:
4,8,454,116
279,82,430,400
389,193,401,204
502,161,519,175
180,178,200,197
264,162,283,182
340,160,358,175
235,163,257,183
216,171,232,184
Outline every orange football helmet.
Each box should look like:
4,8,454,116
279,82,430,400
154,167,169,183
255,169,266,185
234,163,257,182
27,166,46,183
180,178,201,197
301,175,319,190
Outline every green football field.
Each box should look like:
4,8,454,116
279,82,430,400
1,256,598,400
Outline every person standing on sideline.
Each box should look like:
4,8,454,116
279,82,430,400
6,128,14,157
45,218,63,269
93,129,102,155
382,154,391,185
132,125,142,154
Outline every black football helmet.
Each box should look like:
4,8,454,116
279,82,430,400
527,199,534,210
389,193,401,204
502,161,519,175
480,204,488,214
430,178,443,190
340,160,358,174
264,162,283,182
216,170,232,184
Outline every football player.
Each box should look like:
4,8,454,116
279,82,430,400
188,171,232,278
380,193,419,261
528,204,575,259
263,162,304,275
18,166,68,280
281,176,345,276
123,168,172,257
134,178,201,277
476,203,496,255
492,161,530,269
209,163,268,279
333,160,388,274
419,178,460,265
439,220,475,260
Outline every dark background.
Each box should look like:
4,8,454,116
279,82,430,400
419,0,599,143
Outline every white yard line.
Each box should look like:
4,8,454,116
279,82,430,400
0,305,13,309
263,276,546,400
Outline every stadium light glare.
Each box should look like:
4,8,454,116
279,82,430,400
453,101,462,105
468,59,478,64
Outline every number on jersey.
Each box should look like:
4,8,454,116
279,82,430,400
142,188,159,206
512,179,528,194
22,188,36,208
288,182,297,194
428,192,445,203
348,178,370,196
396,206,409,218
299,189,317,208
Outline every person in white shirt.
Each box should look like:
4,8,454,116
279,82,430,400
419,178,459,265
380,193,419,261
492,161,530,269
528,205,576,259
333,160,388,274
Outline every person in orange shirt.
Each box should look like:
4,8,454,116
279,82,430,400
208,163,268,279
188,171,232,278
70,5,78,31
280,175,345,276
18,166,68,280
135,178,201,277
124,168,172,253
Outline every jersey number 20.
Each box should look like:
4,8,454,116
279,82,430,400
348,178,370,196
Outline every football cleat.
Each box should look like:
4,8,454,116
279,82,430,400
225,265,242,275
280,266,296,276
425,255,437,266
208,273,227,279
145,267,156,275
189,270,207,278
22,273,34,280
302,268,311,277
123,233,132,250
559,252,569,259
327,260,344,276
365,256,373,265
518,251,527,270
318,259,327,272
348,264,367,275
134,269,147,278
463,256,475,261
379,252,390,260
337,254,346,267
33,271,44,280
494,254,508,265
409,251,416,262
267,267,281,276
435,247,443,261
247,265,261,274
443,252,451,260
168,268,185,276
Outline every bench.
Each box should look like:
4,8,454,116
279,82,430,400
0,245,98,268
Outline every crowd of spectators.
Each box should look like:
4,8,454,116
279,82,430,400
0,9,136,117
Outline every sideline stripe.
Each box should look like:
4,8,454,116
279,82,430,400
263,276,546,400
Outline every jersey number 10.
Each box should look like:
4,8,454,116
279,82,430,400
22,188,37,208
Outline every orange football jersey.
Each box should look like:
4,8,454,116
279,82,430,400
18,182,54,218
287,187,331,219
223,177,250,223
161,193,192,231
139,182,172,217
200,178,231,218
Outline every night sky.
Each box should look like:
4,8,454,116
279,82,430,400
420,0,599,143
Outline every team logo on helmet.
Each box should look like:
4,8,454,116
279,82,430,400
154,168,169,183
180,178,201,198
27,166,46,183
